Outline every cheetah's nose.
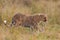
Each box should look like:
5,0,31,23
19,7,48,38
44,19,47,22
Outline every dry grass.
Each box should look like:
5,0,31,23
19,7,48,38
0,0,60,40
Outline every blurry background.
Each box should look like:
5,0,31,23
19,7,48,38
0,0,60,40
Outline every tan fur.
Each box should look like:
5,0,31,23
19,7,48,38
22,14,47,30
11,13,26,26
11,13,47,30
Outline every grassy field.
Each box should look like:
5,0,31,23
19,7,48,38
0,0,60,40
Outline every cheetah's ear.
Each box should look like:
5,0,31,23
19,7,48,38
38,13,44,15
40,13,47,16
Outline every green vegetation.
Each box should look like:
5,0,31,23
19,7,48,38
0,0,60,40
